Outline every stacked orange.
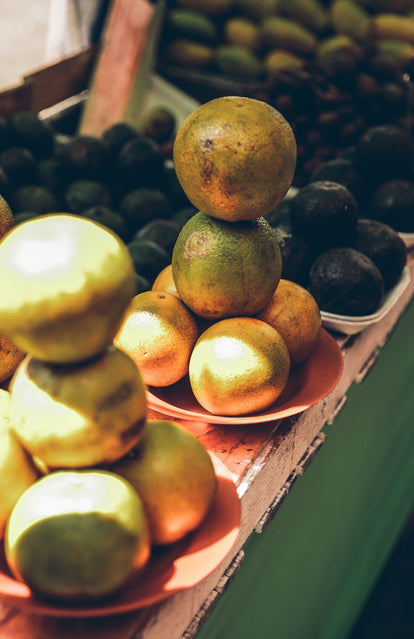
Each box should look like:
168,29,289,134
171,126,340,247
0,213,216,604
116,96,322,417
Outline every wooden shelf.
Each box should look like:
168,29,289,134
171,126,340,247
0,252,412,638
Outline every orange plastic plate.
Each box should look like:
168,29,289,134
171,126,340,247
147,328,343,425
0,453,241,617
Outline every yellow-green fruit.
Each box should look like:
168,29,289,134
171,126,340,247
0,389,38,539
280,0,329,32
223,17,262,51
373,13,414,44
173,96,296,221
9,345,147,469
165,39,215,67
5,470,151,602
260,17,318,55
166,8,218,44
374,38,414,65
265,49,305,77
112,419,217,546
171,211,282,320
0,214,136,364
215,44,263,78
331,0,374,42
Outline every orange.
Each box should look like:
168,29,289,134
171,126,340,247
257,279,322,366
189,316,290,415
114,290,200,387
0,195,14,239
112,419,217,545
151,263,180,297
5,470,151,602
9,345,147,469
173,96,296,221
0,214,136,364
0,333,25,384
0,389,38,538
172,211,282,320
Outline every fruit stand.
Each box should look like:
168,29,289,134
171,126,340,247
1,1,414,637
0,251,412,637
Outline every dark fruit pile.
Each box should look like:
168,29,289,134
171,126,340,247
0,110,196,294
270,122,412,316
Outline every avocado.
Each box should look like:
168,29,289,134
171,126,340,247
309,247,384,316
274,227,313,288
353,124,414,186
116,136,165,193
355,218,407,291
37,157,67,197
135,273,151,295
134,218,181,254
309,158,369,208
143,107,176,145
0,146,38,189
56,135,110,182
13,211,41,225
9,111,54,159
81,206,130,243
171,205,198,227
127,239,170,284
11,184,59,215
159,163,192,210
0,116,12,152
120,188,172,234
64,180,111,214
289,180,359,256
366,179,414,233
101,122,139,159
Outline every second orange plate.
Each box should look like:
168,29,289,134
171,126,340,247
147,328,343,425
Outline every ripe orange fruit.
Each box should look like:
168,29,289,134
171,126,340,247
189,316,290,416
0,333,25,384
172,211,282,320
112,419,217,545
5,470,151,602
0,214,136,364
0,195,14,239
114,290,200,387
257,279,322,366
0,389,38,538
173,96,296,221
151,263,180,297
9,345,147,469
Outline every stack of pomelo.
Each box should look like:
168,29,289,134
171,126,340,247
115,96,322,417
0,212,217,604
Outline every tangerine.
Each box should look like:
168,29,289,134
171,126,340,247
173,96,296,222
189,316,290,416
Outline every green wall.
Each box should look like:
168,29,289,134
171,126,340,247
196,298,414,639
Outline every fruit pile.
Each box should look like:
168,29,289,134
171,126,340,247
115,96,322,417
157,0,414,185
272,123,410,316
0,213,217,604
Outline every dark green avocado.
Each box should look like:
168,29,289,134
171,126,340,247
355,219,407,291
309,247,384,316
366,179,414,233
289,180,358,257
